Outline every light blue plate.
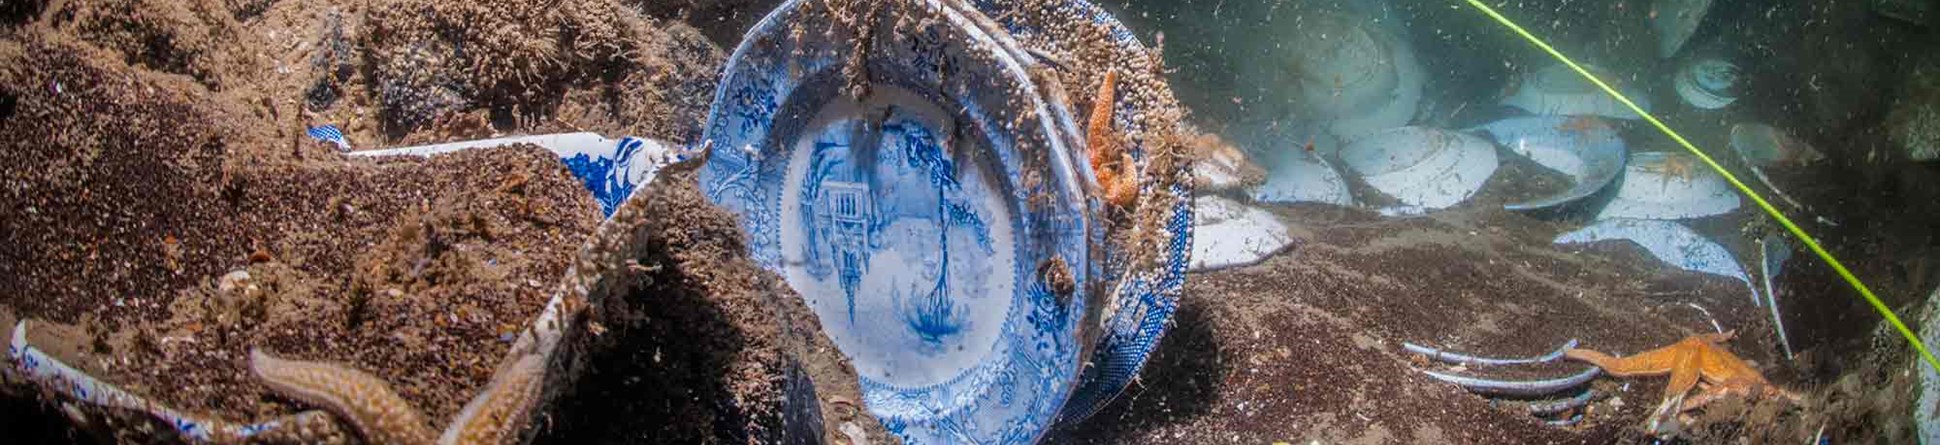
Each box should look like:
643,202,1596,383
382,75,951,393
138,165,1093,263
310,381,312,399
1555,218,1758,306
969,0,1198,425
698,0,1094,442
1474,115,1629,211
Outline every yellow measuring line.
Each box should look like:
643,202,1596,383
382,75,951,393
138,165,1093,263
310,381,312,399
1461,0,1940,372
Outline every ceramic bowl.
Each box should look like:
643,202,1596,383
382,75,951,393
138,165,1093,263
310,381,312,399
1596,151,1740,220
1475,115,1628,210
697,0,1097,442
1340,126,1499,212
1674,58,1740,110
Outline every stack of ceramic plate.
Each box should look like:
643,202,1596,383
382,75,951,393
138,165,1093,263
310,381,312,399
1249,9,1424,144
972,0,1199,428
1475,115,1628,210
699,0,1199,442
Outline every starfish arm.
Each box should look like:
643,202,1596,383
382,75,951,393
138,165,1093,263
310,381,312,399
439,354,545,445
251,348,438,445
1662,346,1702,403
1087,70,1120,170
1564,346,1680,377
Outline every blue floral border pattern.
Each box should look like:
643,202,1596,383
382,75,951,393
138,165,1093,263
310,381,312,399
697,0,1093,443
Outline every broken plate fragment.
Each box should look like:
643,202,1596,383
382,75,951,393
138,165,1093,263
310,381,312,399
1651,0,1714,58
1475,115,1628,210
1339,126,1498,212
1596,151,1741,220
1555,218,1755,303
1189,196,1293,271
1503,64,1650,120
351,132,681,216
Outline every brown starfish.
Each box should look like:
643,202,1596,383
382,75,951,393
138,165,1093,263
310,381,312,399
251,349,545,445
1565,332,1798,436
1087,70,1138,209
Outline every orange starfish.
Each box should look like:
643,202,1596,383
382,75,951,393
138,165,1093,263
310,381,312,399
1565,332,1798,436
1556,115,1609,136
1088,70,1138,209
1640,152,1700,188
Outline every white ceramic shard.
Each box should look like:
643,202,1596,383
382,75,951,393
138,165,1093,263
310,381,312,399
1503,64,1651,120
1674,58,1740,110
1759,235,1794,359
1652,0,1714,58
1555,218,1755,299
1189,196,1294,271
1475,115,1629,210
1340,126,1499,211
1596,151,1740,220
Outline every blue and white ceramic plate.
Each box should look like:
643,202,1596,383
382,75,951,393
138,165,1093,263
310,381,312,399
1475,115,1629,210
698,0,1094,443
970,0,1198,425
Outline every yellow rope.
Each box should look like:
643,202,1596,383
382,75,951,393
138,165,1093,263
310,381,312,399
1461,0,1940,372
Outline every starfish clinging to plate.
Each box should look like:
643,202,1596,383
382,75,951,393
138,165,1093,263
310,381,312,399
1088,70,1138,209
1638,151,1702,188
1564,331,1798,436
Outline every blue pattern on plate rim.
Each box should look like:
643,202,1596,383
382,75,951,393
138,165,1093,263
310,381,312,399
970,0,1198,426
698,0,1093,443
